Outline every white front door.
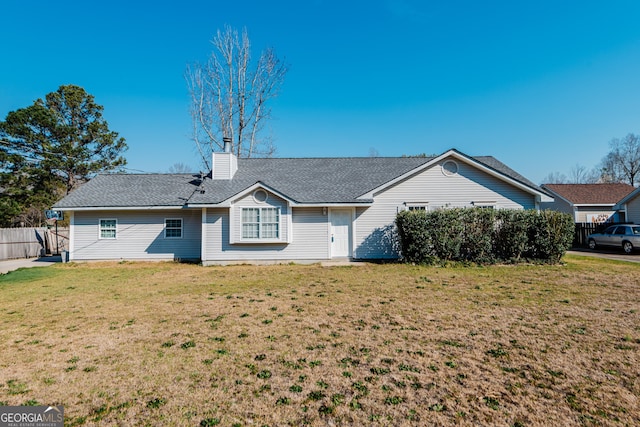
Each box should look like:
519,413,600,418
330,209,352,257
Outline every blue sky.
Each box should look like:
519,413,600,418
2,0,639,184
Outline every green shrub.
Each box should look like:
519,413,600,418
396,209,435,264
459,208,495,263
525,210,574,263
396,208,573,264
493,210,529,261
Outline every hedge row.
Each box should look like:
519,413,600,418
395,208,574,264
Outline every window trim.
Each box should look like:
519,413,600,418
405,202,429,212
240,207,281,241
99,218,117,240
442,160,459,176
472,201,496,209
253,189,269,204
164,218,183,239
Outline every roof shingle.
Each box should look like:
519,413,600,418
542,183,635,205
53,174,201,208
54,153,547,209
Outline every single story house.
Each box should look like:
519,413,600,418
613,186,640,224
541,183,635,223
52,148,552,264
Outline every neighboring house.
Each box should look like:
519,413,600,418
53,149,552,264
541,183,635,223
613,186,640,224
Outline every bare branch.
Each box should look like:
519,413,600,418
599,133,640,186
186,25,287,166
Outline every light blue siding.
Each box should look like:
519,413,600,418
626,196,640,224
540,198,574,219
72,209,201,260
69,157,541,263
204,207,329,262
354,159,538,259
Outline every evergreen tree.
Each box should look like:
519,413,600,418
0,85,127,226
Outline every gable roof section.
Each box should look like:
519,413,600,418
188,157,431,205
542,183,635,206
53,149,550,209
53,173,202,209
358,149,551,201
613,185,640,210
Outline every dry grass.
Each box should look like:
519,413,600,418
0,255,638,426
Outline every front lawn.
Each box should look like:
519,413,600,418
0,256,638,426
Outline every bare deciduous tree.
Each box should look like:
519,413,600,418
599,133,640,186
568,163,600,184
543,164,607,185
540,171,568,184
186,26,288,168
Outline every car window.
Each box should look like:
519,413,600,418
614,227,627,235
604,226,617,234
632,227,640,235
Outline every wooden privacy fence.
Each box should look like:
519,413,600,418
573,222,623,248
574,223,599,247
0,227,69,260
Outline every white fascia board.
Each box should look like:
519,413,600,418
54,205,190,211
573,204,617,207
359,149,553,202
187,182,374,208
541,188,574,206
292,202,373,207
357,155,444,199
234,182,295,203
614,186,640,208
189,182,296,208
188,201,373,208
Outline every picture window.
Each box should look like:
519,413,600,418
241,207,279,239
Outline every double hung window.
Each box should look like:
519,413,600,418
165,218,183,238
242,207,280,239
99,219,117,239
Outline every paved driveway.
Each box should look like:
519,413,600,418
0,256,61,274
567,248,640,263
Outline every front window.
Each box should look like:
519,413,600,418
165,218,183,238
99,219,117,239
242,207,280,239
406,202,428,212
473,201,496,209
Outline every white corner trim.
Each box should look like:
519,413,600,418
68,211,75,260
201,208,207,262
